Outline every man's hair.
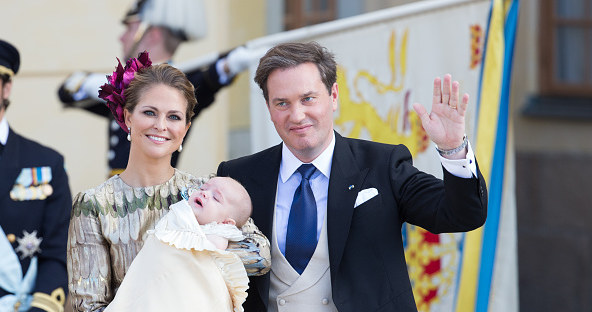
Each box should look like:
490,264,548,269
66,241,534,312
1,74,10,109
1,74,10,84
0,39,19,110
254,41,337,102
124,63,196,122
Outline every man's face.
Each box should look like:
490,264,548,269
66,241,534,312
266,62,338,163
0,80,11,120
119,21,143,58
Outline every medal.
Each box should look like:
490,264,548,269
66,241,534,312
15,230,43,259
11,167,54,200
16,168,33,186
42,184,53,197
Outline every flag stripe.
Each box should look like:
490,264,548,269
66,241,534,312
475,2,519,310
455,0,504,310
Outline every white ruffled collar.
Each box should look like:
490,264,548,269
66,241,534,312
148,200,249,312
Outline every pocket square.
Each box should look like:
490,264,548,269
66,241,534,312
354,188,378,208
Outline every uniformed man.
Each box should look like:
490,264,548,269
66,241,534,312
58,0,258,177
0,39,72,312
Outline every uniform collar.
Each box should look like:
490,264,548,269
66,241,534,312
280,132,335,183
0,116,8,145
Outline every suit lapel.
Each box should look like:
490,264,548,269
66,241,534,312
243,144,281,308
327,133,369,275
247,144,282,239
0,129,21,200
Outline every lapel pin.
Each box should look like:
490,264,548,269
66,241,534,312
348,185,354,190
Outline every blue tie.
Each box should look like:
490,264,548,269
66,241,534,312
285,164,318,274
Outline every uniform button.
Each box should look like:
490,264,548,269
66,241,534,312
321,298,329,305
110,135,119,146
108,150,115,161
278,299,286,306
7,233,15,243
110,120,120,131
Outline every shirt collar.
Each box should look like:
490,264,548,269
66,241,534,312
280,132,335,183
0,116,8,145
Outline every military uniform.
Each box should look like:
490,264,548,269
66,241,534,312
0,128,72,312
0,39,72,312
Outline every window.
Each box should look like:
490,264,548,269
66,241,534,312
539,0,592,97
284,0,337,30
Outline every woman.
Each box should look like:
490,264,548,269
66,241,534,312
67,52,270,311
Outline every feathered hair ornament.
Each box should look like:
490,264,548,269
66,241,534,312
98,51,152,132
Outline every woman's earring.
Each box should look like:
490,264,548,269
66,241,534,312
178,143,183,152
127,127,131,142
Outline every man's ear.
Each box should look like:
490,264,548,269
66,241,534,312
222,218,236,226
145,26,164,46
331,82,339,111
2,81,12,100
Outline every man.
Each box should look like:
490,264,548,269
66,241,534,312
58,0,256,176
0,39,72,312
217,42,487,311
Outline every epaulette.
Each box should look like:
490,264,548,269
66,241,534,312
30,287,66,312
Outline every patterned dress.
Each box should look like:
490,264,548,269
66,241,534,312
67,169,270,311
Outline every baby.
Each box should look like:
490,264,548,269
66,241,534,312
189,176,252,250
105,177,253,312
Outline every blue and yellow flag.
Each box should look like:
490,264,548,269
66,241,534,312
455,0,519,311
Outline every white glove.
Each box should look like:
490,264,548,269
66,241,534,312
224,46,259,77
81,72,109,102
62,71,106,102
62,71,89,95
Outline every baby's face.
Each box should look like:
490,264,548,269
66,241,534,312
189,177,239,225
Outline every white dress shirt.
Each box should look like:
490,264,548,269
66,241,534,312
274,132,478,255
275,133,335,255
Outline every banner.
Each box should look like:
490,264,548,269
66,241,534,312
245,0,518,310
457,1,519,311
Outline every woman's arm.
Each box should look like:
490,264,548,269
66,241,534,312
226,218,271,276
67,193,113,311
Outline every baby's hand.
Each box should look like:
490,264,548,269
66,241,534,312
207,234,229,250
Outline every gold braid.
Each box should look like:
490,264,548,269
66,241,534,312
30,288,66,312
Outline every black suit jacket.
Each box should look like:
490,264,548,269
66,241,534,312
0,128,72,310
217,132,487,312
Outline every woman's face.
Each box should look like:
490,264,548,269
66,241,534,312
124,84,190,161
